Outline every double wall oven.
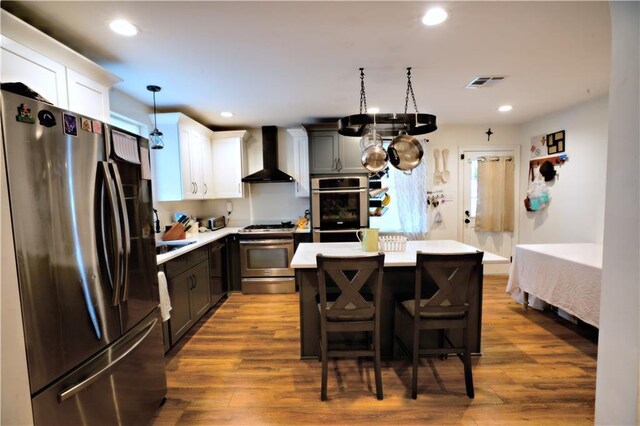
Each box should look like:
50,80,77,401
311,175,369,242
239,225,295,294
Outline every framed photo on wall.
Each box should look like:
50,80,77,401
546,130,565,154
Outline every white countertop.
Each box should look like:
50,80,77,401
156,227,242,265
290,240,509,269
156,226,309,265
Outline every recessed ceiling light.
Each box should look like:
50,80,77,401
498,105,513,112
368,107,380,114
422,7,448,26
109,20,138,36
220,112,234,118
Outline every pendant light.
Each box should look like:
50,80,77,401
147,85,164,150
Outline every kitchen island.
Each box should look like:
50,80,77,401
291,240,508,359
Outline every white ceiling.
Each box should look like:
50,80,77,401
2,1,611,130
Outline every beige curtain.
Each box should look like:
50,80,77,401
475,157,514,232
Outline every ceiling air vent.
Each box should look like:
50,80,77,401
465,76,506,89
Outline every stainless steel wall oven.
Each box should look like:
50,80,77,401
311,175,368,242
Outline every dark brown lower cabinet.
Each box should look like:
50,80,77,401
209,241,227,305
189,260,211,321
227,234,242,292
168,268,193,344
164,246,212,346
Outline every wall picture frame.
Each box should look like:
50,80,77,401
546,130,565,154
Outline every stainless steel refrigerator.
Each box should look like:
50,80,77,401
1,89,167,425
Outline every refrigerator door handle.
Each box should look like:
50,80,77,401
109,163,131,302
57,317,158,403
99,162,123,306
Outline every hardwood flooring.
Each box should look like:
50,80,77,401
152,276,597,425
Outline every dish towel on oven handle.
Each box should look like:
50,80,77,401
158,271,172,321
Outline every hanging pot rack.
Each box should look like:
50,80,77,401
338,112,437,137
337,67,438,137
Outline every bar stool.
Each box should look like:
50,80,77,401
316,253,385,401
394,251,483,399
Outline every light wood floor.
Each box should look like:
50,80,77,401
152,276,597,425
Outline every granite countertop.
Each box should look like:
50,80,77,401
290,240,509,269
156,227,242,265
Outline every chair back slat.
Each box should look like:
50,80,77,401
317,254,385,322
414,252,483,317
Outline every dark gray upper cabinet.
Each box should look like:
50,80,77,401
308,129,364,174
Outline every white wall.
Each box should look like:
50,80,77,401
424,124,521,241
108,90,310,228
595,2,640,424
109,89,153,129
517,96,609,245
172,127,309,228
238,127,310,224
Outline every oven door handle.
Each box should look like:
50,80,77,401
239,239,294,245
313,229,361,234
312,188,367,194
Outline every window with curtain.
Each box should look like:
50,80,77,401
475,156,514,232
391,140,429,240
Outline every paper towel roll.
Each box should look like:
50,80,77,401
158,271,172,321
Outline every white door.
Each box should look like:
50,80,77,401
188,131,204,199
288,128,310,197
211,136,244,199
179,128,196,200
200,136,214,199
460,146,519,263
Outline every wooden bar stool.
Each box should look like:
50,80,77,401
394,251,483,399
316,253,385,401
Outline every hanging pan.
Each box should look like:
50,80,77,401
387,130,424,175
360,117,387,172
361,144,388,173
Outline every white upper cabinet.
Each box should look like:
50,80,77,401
66,68,110,120
0,11,120,121
287,128,310,197
152,113,215,201
211,131,249,199
0,35,68,108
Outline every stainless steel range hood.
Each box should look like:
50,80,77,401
242,126,295,183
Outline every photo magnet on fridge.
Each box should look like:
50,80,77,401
63,113,78,136
81,117,92,132
16,104,36,124
92,120,102,134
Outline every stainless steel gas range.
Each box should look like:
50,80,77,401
238,224,296,294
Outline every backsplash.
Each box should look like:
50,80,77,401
154,183,309,231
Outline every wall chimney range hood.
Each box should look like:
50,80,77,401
242,126,295,183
